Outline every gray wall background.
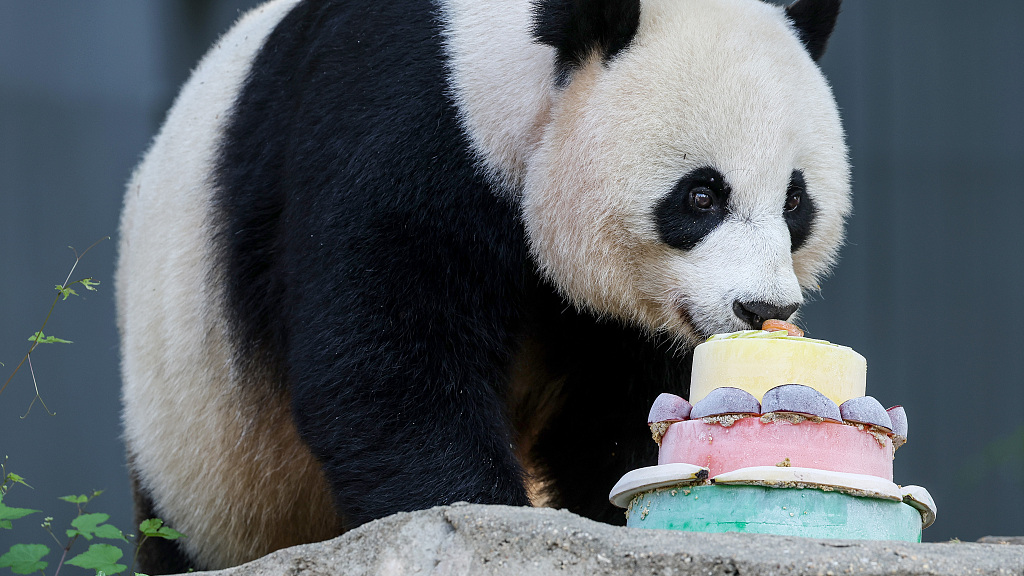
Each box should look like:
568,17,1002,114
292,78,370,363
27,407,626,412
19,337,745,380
1,0,1021,550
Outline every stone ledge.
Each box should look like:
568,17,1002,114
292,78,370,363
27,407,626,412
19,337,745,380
191,504,1024,576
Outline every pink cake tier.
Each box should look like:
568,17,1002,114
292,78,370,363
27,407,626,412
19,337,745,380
658,416,894,481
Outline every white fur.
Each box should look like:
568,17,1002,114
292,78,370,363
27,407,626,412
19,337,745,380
440,0,556,193
517,0,850,343
117,0,338,569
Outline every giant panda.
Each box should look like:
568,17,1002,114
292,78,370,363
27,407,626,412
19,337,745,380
116,0,849,572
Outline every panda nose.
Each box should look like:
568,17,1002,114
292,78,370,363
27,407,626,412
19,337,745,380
732,300,800,330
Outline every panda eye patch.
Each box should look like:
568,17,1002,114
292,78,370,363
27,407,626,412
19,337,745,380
655,167,731,251
783,169,817,252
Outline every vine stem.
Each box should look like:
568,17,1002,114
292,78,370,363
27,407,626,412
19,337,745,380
51,494,92,576
51,533,79,576
129,535,148,576
0,236,109,399
20,354,55,418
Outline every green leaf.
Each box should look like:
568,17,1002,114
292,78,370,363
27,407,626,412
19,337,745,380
59,494,89,504
94,523,127,542
66,513,126,543
55,284,78,300
155,525,184,540
138,518,184,540
0,501,40,523
27,332,72,345
4,474,31,489
0,543,49,574
79,278,100,291
72,512,110,530
67,513,110,541
66,544,125,574
137,518,160,534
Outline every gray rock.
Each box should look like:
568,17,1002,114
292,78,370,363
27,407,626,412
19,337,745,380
187,504,1024,576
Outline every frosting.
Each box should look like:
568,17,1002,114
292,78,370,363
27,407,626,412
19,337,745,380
689,330,866,405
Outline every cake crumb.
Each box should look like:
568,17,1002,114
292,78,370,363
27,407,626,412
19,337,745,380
649,421,671,446
867,427,889,447
639,500,651,519
776,457,792,467
850,422,893,447
701,414,750,427
716,479,896,501
760,412,822,425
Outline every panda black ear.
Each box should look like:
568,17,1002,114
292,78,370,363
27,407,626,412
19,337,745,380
785,0,841,61
532,0,641,86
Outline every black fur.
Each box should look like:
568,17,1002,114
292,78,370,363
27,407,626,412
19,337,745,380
192,1,689,572
784,169,817,251
532,0,641,86
526,286,691,522
129,464,193,575
654,167,732,251
214,0,532,529
785,0,841,61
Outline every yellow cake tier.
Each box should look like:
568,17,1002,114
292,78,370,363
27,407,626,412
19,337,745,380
689,331,866,405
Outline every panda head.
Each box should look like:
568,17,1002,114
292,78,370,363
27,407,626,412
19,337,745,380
523,0,848,345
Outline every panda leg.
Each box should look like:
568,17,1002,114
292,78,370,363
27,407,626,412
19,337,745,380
286,334,531,527
525,289,692,524
278,230,532,527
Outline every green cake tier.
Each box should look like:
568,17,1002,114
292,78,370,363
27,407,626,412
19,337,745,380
625,483,922,542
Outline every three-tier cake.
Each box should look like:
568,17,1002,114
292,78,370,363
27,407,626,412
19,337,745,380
609,325,936,541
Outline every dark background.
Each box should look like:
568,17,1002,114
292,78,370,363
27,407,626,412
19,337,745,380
1,0,1021,548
